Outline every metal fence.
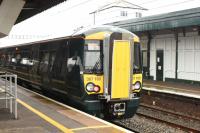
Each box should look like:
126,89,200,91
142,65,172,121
0,72,17,119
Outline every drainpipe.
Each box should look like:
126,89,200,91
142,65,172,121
147,32,152,79
174,31,178,80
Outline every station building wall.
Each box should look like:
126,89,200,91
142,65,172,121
140,31,200,82
178,32,200,82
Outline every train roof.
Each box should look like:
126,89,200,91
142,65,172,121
75,25,137,36
0,25,138,49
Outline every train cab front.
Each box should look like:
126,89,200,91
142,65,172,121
82,28,142,119
104,33,142,119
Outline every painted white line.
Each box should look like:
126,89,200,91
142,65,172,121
19,85,133,133
143,87,200,99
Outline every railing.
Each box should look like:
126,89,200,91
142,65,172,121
0,72,17,119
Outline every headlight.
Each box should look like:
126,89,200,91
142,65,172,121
86,83,100,93
86,83,95,92
133,82,141,90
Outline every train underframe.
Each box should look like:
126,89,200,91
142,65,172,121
39,82,140,119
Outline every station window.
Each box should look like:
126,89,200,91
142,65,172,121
120,11,128,16
136,12,142,18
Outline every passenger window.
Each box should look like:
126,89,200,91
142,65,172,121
20,58,33,66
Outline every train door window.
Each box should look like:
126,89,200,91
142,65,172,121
39,52,49,73
0,50,7,67
0,54,2,66
7,54,12,66
42,52,49,64
49,52,56,72
4,53,9,66
15,53,21,64
30,44,40,75
31,45,40,62
67,39,84,73
67,51,79,72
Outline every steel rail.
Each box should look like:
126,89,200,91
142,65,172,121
140,103,200,121
137,104,200,132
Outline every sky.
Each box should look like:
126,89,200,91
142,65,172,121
0,0,200,47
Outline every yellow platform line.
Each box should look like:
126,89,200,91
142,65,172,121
17,99,73,133
71,125,111,131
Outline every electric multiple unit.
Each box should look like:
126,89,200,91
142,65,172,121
0,26,142,118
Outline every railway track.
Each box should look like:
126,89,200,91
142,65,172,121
137,104,200,132
140,103,200,122
113,104,200,132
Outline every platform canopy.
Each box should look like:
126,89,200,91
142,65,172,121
109,7,200,34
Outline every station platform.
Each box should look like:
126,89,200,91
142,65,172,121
0,84,131,133
143,80,200,99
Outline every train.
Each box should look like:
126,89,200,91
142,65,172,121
0,26,142,118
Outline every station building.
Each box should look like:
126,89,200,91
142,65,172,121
110,7,200,85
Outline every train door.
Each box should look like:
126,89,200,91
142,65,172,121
29,44,40,84
50,40,67,93
39,51,50,85
66,38,84,97
156,50,164,81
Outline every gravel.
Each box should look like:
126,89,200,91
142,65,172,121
115,114,187,133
